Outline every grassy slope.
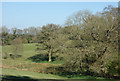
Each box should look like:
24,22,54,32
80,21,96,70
2,43,106,80
2,68,67,79
2,68,106,80
2,43,67,79
2,43,37,65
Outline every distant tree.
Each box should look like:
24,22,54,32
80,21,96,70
23,28,28,35
17,29,23,35
22,38,28,44
1,26,10,45
11,28,17,39
11,38,23,58
27,26,38,36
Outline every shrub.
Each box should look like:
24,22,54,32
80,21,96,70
107,60,119,76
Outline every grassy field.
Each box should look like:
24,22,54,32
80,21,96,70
2,68,107,80
2,43,107,80
2,68,67,79
2,43,62,74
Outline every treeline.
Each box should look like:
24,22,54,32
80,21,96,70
1,5,120,78
1,26,42,45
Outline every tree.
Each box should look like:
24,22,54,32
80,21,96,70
11,28,18,40
65,9,92,27
62,6,119,77
1,26,10,45
36,24,61,62
11,38,24,58
27,26,38,36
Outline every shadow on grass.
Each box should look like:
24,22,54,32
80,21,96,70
2,75,37,81
2,75,119,81
27,54,56,63
46,66,120,80
2,75,65,81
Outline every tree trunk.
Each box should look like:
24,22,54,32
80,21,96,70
49,49,52,62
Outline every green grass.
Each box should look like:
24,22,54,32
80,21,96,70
37,60,63,64
2,43,66,79
2,68,67,79
2,43,62,67
68,75,105,79
2,43,37,57
2,43,108,80
2,43,37,65
2,68,107,80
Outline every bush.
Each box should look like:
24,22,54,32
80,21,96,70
9,54,22,59
107,60,119,76
2,53,22,59
2,52,9,59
